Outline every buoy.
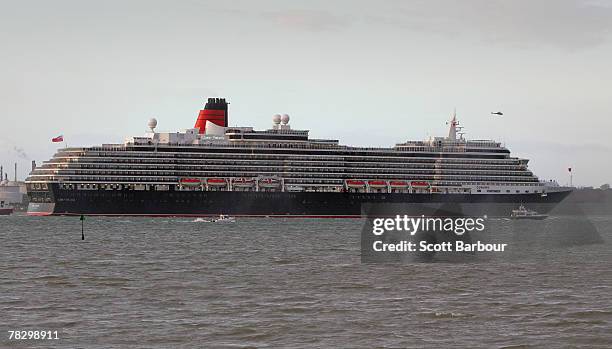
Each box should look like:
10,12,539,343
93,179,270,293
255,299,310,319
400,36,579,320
80,214,85,240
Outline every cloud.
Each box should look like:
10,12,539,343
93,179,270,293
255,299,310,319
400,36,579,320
367,0,612,50
262,10,349,32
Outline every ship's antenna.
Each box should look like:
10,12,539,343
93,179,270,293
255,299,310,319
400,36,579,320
447,108,458,141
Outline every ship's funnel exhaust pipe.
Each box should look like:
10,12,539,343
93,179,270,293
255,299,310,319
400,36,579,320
194,98,228,134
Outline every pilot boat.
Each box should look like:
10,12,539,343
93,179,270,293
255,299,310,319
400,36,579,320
510,205,548,220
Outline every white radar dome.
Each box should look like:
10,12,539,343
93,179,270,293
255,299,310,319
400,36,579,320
148,118,158,131
273,114,282,124
281,114,290,124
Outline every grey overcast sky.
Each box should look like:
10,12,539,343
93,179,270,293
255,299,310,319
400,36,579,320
1,0,611,186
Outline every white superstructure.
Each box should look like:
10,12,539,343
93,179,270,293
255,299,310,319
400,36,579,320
27,111,561,196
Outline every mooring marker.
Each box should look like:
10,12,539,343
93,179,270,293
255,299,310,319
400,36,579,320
80,214,85,240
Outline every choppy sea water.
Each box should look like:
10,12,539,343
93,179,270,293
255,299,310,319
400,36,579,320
1,214,611,348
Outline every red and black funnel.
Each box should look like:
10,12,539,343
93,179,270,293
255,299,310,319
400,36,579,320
194,98,228,134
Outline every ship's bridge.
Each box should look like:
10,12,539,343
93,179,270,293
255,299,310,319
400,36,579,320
395,112,507,154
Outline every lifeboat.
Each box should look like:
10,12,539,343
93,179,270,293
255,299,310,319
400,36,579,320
180,178,201,187
232,177,255,187
206,178,227,187
367,180,387,188
389,180,409,188
411,181,430,188
345,180,366,188
259,177,280,188
286,185,305,192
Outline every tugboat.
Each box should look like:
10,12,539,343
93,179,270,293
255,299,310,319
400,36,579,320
510,205,548,220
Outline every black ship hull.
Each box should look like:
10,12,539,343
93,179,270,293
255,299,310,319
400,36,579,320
27,185,572,217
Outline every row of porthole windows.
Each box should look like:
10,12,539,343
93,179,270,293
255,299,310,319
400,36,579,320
51,155,525,166
41,163,531,173
39,168,537,178
34,173,540,182
56,153,521,164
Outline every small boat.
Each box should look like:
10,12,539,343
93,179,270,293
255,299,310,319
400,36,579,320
345,180,366,188
411,181,430,188
389,180,409,188
0,201,13,216
213,214,235,223
193,215,235,223
510,205,547,220
232,177,255,187
258,177,280,188
180,178,201,187
286,185,305,192
367,180,387,188
206,178,227,187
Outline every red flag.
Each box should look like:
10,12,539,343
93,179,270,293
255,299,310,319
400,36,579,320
52,135,64,142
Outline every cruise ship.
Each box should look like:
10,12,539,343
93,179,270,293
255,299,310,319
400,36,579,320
26,98,571,217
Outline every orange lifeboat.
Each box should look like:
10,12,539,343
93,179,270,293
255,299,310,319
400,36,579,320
232,177,255,187
368,180,387,188
180,178,201,187
206,178,227,187
389,180,409,188
259,177,280,188
346,180,366,188
411,181,430,188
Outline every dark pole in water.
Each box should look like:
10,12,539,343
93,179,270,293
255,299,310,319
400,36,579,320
80,215,85,240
